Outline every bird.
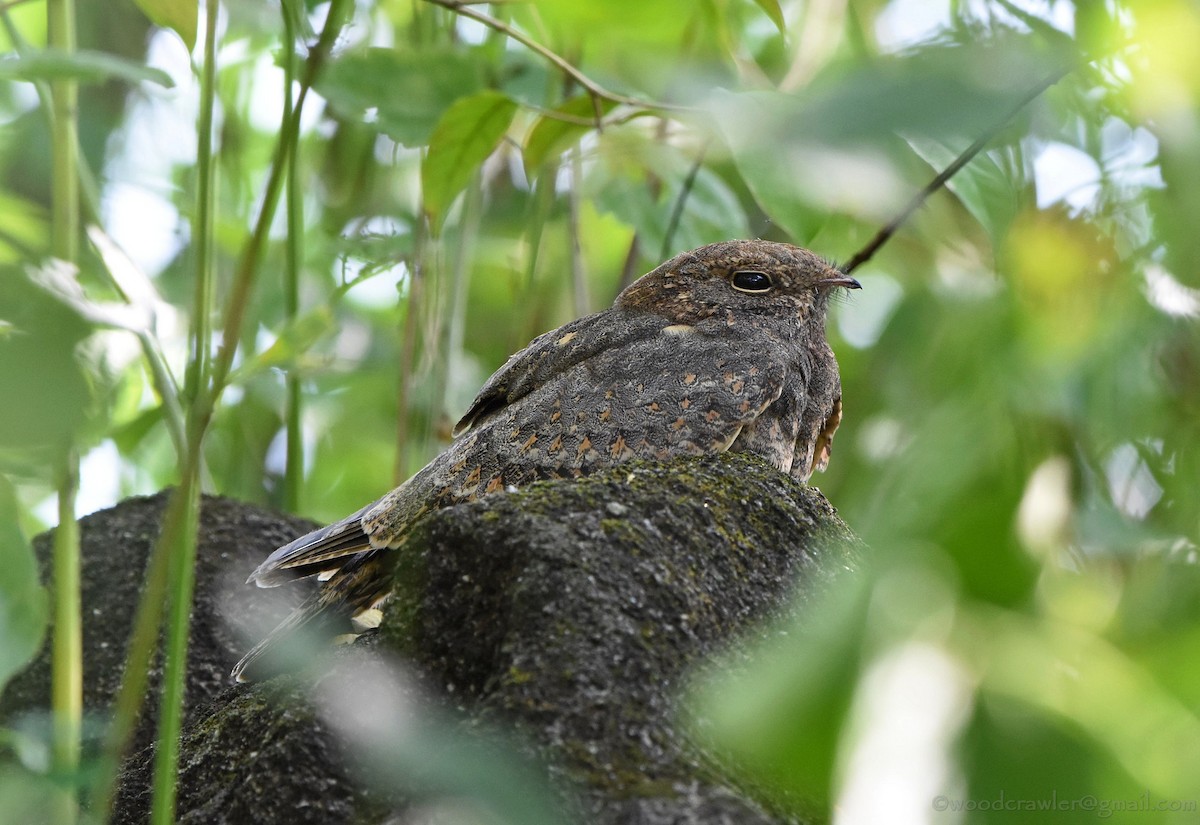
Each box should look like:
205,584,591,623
232,240,860,680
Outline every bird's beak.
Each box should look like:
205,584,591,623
818,275,861,290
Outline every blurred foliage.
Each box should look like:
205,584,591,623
1,0,1198,822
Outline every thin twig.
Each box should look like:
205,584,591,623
840,61,1074,274
660,140,710,261
617,235,641,293
424,0,692,117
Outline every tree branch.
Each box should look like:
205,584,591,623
841,62,1074,274
424,0,693,118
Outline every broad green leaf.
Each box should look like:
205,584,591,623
0,192,47,265
750,0,786,35
712,36,1064,146
660,165,752,252
132,0,198,51
523,95,616,179
906,137,1026,247
422,91,518,232
25,258,153,332
0,48,174,87
692,572,871,806
592,151,750,256
522,0,704,51
0,267,94,459
712,36,1061,239
317,47,487,147
228,307,336,384
315,660,564,825
0,476,48,695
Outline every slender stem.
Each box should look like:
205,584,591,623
136,329,188,461
183,0,220,410
567,145,588,317
47,0,77,262
616,235,641,293
282,8,304,512
93,1,354,818
148,467,201,825
423,0,692,115
148,0,221,820
0,2,101,226
51,449,81,825
435,175,481,428
47,0,80,820
841,62,1074,274
93,454,199,818
208,0,351,401
395,216,428,484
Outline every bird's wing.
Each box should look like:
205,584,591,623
359,323,792,550
247,502,375,587
526,323,791,464
452,310,669,437
253,321,792,582
247,313,665,588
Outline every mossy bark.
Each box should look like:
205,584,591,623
4,453,859,824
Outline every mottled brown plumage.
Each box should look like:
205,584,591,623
232,240,858,680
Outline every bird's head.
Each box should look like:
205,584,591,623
615,240,860,330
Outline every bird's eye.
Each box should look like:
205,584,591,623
731,270,773,293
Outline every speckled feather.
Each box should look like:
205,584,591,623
232,240,857,680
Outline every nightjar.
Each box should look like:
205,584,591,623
233,240,859,680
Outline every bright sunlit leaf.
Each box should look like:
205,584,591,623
422,91,518,232
317,47,487,147
522,94,616,179
750,0,787,35
131,0,198,52
0,48,174,87
229,307,336,384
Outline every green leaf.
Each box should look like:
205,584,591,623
906,137,1026,248
131,0,198,52
0,266,94,459
228,307,336,384
0,48,174,87
691,572,871,806
518,0,707,52
712,36,1060,239
422,91,518,232
0,476,48,695
523,95,616,180
750,0,786,35
25,258,153,332
0,192,48,264
317,47,487,147
592,148,750,255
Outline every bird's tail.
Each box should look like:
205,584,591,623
232,552,390,682
231,592,344,682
